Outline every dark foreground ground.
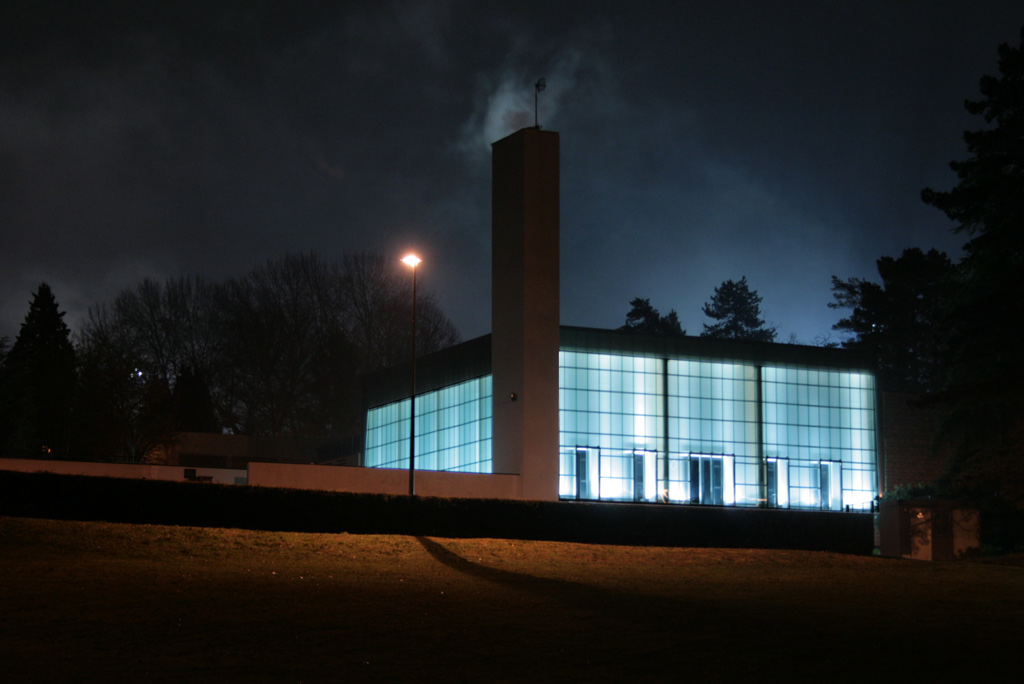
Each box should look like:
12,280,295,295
2,517,1022,683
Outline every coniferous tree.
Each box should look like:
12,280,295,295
0,283,77,455
619,298,685,336
829,248,955,393
921,27,1024,508
700,277,776,342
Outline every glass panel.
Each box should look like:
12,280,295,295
364,376,492,473
761,366,876,510
686,454,727,506
821,460,843,511
767,457,790,508
559,351,665,498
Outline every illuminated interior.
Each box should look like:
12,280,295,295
364,338,877,511
364,375,492,473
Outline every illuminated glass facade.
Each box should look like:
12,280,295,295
558,353,666,502
364,375,492,472
761,366,876,510
558,351,876,510
364,330,878,511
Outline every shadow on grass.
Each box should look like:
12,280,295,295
415,536,706,622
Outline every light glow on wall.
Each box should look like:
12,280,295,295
558,353,877,510
365,375,492,473
365,349,878,511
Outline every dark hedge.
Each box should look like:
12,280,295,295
0,470,874,553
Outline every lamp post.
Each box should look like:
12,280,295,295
401,253,421,496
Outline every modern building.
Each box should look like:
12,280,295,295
364,127,879,511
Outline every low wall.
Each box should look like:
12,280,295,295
0,458,247,486
248,462,406,494
1,457,522,500
416,469,521,499
248,462,521,499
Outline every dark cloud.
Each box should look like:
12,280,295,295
1,1,1021,345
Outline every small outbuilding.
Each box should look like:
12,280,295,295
878,498,980,560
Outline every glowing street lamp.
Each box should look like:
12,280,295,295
402,253,421,496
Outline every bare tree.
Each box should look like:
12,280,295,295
76,303,176,462
339,252,408,371
215,252,355,437
103,276,222,388
75,251,461,445
339,252,459,372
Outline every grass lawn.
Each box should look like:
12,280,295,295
2,516,1022,683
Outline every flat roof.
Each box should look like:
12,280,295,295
560,326,875,371
363,327,874,409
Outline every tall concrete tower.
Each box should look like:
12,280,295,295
491,127,560,501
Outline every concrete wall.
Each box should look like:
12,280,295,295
0,458,247,485
1,457,521,500
491,127,561,501
415,469,521,499
167,432,360,469
248,462,406,493
248,461,521,499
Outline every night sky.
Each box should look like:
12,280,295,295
2,1,1021,345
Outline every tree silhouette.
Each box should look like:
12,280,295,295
73,310,156,461
921,27,1024,507
215,252,355,437
700,277,776,342
75,277,221,461
173,366,218,433
0,283,77,455
76,251,461,443
830,248,955,393
619,298,685,336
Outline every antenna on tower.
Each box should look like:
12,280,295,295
534,77,546,128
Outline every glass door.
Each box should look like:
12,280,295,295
689,454,724,506
819,460,842,511
575,447,600,500
767,457,789,508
